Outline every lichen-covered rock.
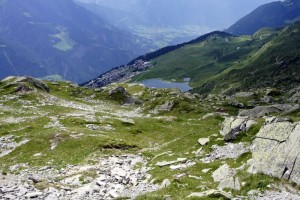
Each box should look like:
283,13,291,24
217,177,241,191
152,100,174,114
239,104,294,118
250,121,300,185
198,137,210,146
2,76,50,93
212,164,236,182
187,189,232,199
108,86,142,105
220,117,256,141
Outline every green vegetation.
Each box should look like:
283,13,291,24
51,28,76,51
131,23,300,96
1,24,300,200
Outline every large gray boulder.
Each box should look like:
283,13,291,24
152,100,174,114
220,117,256,141
2,76,50,93
239,104,294,118
108,86,142,105
250,121,300,185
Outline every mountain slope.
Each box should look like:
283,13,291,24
129,29,277,88
227,0,300,35
0,0,144,83
76,0,274,49
195,22,300,95
84,22,300,95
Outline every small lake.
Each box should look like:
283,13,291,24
140,79,192,92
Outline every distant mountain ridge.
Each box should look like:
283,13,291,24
227,0,300,35
82,31,232,88
0,0,145,83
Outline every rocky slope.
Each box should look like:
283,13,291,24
1,76,300,199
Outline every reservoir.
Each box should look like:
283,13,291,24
140,79,192,92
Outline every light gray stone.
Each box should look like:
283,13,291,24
217,177,241,191
187,189,231,199
155,158,187,167
198,138,210,146
212,164,236,182
25,192,43,198
250,121,300,185
220,117,252,141
159,179,171,189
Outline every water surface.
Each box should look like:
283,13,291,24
141,79,192,92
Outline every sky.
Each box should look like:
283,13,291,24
76,0,277,29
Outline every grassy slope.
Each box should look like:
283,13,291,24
0,77,286,199
194,22,300,95
132,29,277,88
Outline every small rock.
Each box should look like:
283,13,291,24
3,194,16,199
198,138,210,146
212,164,236,182
202,168,211,173
217,177,241,190
111,167,127,177
28,175,40,183
187,189,231,199
25,192,43,198
156,158,187,167
160,179,171,189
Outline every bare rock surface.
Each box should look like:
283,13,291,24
238,104,294,118
0,154,159,200
201,142,250,163
187,189,232,199
220,117,256,141
212,164,236,182
250,121,300,185
0,135,30,157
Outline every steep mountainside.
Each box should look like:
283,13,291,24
227,0,300,35
76,0,274,49
84,22,300,97
0,0,144,83
82,31,233,88
195,22,300,95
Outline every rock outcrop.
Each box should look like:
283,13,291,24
220,117,256,141
2,76,50,93
238,104,294,118
250,121,300,185
152,100,174,114
108,86,142,105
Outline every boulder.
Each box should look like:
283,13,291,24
152,100,174,114
159,179,171,189
220,117,256,141
239,104,294,118
17,76,50,92
217,177,241,191
108,86,142,105
156,158,187,167
212,164,236,182
198,137,210,146
250,121,300,185
260,95,274,103
201,143,250,163
235,92,254,98
187,189,231,199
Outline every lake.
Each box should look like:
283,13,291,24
140,79,192,92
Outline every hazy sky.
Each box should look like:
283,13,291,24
77,0,277,29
